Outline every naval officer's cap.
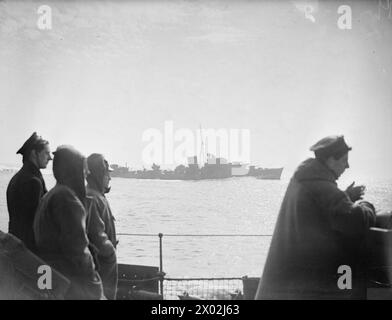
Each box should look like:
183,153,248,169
310,135,352,159
16,132,47,155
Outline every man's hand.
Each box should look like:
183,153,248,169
345,181,366,202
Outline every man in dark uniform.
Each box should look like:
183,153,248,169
255,135,376,299
6,132,52,251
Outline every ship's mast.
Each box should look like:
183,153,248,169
199,124,205,166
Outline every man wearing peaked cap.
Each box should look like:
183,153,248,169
256,135,376,300
6,132,52,252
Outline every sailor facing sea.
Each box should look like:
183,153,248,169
33,145,104,300
255,135,376,299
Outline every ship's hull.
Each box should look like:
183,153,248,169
255,168,283,180
111,164,283,180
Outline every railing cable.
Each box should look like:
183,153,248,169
116,233,273,237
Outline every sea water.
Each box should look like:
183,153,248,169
1,171,391,279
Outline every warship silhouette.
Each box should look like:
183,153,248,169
110,154,283,180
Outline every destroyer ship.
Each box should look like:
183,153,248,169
110,154,283,180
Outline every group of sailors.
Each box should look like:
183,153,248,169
5,132,117,299
2,132,390,300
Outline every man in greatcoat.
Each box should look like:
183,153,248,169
255,135,376,299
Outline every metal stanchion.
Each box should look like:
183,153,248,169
158,233,164,296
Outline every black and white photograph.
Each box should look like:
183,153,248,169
0,0,392,305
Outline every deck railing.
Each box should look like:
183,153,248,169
116,232,272,299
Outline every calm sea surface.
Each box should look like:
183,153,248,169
1,171,391,278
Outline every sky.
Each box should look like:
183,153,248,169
0,0,391,179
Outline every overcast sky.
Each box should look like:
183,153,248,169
0,0,391,179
